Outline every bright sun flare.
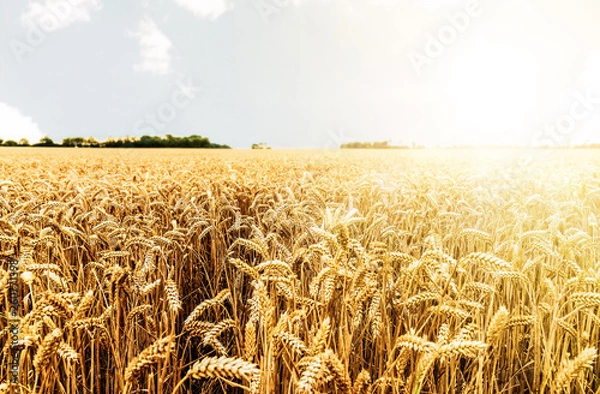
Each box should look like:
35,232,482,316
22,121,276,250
443,43,539,146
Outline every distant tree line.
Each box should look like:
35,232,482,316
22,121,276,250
341,141,411,149
0,138,31,146
3,136,600,149
0,135,230,149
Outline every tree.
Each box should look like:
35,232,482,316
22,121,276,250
37,136,56,146
138,135,163,148
252,143,271,149
18,138,29,146
373,141,390,149
122,136,136,148
102,137,122,148
62,137,86,147
3,140,18,146
86,137,99,147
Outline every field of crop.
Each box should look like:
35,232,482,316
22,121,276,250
0,147,599,394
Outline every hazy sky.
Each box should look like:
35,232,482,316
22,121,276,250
1,0,599,148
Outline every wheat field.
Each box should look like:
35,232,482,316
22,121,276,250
1,147,599,394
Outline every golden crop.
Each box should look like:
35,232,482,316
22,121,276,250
0,148,599,393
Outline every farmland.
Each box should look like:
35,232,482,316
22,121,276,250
1,148,599,393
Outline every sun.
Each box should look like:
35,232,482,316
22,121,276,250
441,41,540,146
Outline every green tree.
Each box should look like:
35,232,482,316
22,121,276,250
18,138,30,146
37,136,56,146
86,137,99,147
138,135,163,147
62,137,86,147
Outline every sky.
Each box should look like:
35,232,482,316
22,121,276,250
0,0,599,148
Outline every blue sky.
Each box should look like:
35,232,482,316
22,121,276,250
1,0,599,148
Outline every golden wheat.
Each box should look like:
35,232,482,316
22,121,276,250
1,148,599,393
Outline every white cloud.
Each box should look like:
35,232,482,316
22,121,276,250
170,0,233,20
21,0,102,32
0,103,44,144
131,17,173,76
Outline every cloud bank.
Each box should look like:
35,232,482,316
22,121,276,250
0,103,44,143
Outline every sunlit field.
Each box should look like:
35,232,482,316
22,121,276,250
1,148,600,394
